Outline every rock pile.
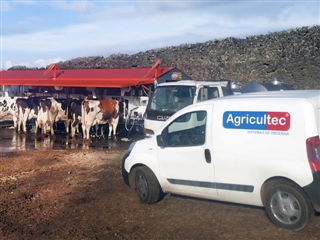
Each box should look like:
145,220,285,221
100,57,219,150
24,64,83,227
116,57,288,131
9,25,320,90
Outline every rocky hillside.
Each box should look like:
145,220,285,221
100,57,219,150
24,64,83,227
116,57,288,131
10,25,320,90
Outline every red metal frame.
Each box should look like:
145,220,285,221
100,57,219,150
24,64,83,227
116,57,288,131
137,59,161,90
0,59,164,89
36,63,61,82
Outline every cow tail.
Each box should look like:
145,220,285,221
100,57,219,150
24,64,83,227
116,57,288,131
115,101,120,118
81,101,86,126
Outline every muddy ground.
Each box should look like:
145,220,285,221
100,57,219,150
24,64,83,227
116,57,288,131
0,129,320,239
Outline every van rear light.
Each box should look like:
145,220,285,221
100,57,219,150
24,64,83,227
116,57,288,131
306,136,320,172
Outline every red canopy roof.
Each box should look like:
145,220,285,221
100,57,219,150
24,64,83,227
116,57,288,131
0,60,176,88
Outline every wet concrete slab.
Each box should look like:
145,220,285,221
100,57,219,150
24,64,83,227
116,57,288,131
0,127,141,153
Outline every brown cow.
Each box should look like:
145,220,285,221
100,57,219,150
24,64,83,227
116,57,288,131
81,99,120,140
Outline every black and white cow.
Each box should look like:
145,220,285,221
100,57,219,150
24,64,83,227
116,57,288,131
54,98,74,134
36,97,62,136
0,96,18,129
67,99,82,138
53,98,84,138
36,97,83,136
16,97,41,133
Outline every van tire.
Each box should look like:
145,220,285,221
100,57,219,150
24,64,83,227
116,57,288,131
264,180,314,231
135,166,163,204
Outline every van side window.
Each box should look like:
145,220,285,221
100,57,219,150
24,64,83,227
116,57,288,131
165,111,206,147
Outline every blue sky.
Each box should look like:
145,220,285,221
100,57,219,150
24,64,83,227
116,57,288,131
1,0,319,70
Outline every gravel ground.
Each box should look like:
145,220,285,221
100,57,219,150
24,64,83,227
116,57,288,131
0,130,319,239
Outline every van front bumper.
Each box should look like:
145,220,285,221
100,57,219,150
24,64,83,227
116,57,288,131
121,151,130,186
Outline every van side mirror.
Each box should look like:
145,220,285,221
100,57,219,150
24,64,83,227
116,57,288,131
156,134,165,148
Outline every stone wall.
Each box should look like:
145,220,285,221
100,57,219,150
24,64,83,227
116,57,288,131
10,25,320,90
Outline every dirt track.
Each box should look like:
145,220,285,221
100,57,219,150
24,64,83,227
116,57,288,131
0,146,320,239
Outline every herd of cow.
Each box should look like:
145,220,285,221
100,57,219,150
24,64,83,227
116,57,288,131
0,95,124,140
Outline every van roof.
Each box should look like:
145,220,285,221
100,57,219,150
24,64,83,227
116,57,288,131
158,80,229,87
218,90,319,101
196,90,320,108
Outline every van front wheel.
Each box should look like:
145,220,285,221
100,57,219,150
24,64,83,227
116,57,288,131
264,180,314,231
135,166,162,204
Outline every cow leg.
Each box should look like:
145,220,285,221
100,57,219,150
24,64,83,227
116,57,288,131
70,115,77,138
36,119,43,136
51,112,59,136
16,116,21,132
71,125,76,138
81,125,86,139
95,122,104,139
66,121,69,133
22,119,27,133
86,125,91,139
110,117,119,140
82,124,90,140
100,125,105,139
12,115,18,130
46,124,51,136
27,109,36,132
75,125,79,135
95,123,99,138
41,124,45,135
29,118,37,133
22,109,31,133
39,121,44,135
35,120,40,135
50,123,55,136
18,115,28,133
76,116,81,134
39,121,47,136
34,120,39,134
22,120,27,133
64,120,70,134
108,123,113,139
16,109,23,132
71,119,80,138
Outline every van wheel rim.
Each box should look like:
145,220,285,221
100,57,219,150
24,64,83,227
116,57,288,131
270,190,301,225
137,174,148,199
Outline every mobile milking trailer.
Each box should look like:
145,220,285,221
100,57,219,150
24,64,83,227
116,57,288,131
0,59,192,136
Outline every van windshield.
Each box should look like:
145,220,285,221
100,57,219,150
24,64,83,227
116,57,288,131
147,86,195,113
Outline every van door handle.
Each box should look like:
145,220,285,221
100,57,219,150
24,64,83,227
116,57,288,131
204,149,211,163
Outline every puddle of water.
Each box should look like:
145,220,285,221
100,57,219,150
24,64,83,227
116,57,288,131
0,128,141,152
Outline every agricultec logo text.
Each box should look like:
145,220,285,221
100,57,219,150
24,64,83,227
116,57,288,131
223,111,291,131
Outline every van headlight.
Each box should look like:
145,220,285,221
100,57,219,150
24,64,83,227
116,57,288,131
144,128,154,138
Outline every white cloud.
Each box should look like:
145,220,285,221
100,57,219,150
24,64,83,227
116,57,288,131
3,57,63,69
33,58,64,68
48,0,96,13
4,61,14,69
4,60,30,69
18,16,42,25
1,1,318,70
0,2,12,11
3,23,99,52
18,0,37,6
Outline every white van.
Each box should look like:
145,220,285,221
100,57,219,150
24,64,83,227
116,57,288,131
122,90,320,231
